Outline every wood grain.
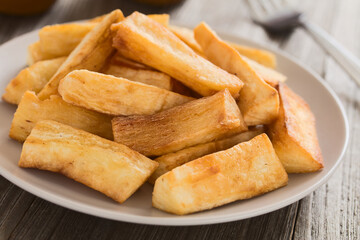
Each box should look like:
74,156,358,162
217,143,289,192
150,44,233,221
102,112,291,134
293,0,360,239
0,0,359,239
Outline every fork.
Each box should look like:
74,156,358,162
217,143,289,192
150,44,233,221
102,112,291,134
247,0,360,87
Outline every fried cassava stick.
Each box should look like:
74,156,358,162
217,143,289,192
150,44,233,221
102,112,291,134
242,55,286,87
103,64,173,90
36,14,169,61
39,23,97,58
152,134,288,215
111,12,243,97
229,42,277,69
19,120,158,203
168,25,204,55
149,126,265,183
194,22,279,126
267,83,323,173
10,91,113,142
37,9,124,100
3,57,66,104
27,41,59,65
59,70,193,115
112,89,247,156
168,25,277,69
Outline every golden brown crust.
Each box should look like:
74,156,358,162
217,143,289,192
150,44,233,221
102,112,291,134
91,13,169,26
39,23,96,57
103,64,173,90
168,25,278,69
111,12,243,97
105,54,194,96
37,9,124,100
27,41,59,65
2,57,66,105
242,55,286,87
19,120,158,203
267,83,323,173
147,14,169,27
168,25,204,55
194,22,279,126
9,91,113,142
152,133,288,215
229,42,277,68
109,52,153,70
58,70,193,115
36,14,168,63
112,89,247,156
149,126,265,183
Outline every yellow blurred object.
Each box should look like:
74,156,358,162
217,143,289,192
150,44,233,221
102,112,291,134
0,0,56,15
135,0,183,6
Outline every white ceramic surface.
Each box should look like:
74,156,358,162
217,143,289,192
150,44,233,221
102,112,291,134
0,29,349,226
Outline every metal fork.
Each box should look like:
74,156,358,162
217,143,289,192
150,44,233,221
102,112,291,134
247,0,360,86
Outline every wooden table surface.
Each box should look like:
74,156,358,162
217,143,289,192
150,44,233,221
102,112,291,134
0,0,359,239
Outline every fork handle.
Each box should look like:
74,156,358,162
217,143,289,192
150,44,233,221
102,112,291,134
300,19,360,86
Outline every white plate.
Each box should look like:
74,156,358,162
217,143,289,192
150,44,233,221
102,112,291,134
0,29,349,226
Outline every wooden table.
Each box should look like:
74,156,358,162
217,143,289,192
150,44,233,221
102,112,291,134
0,0,359,239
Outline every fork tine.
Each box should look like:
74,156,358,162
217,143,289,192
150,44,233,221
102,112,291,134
247,0,265,20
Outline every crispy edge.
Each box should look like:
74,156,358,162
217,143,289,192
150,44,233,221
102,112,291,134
268,83,323,173
149,126,265,183
9,91,113,142
2,57,66,105
58,70,194,116
37,9,125,100
111,12,243,97
194,22,279,125
152,133,288,215
112,89,246,156
19,120,158,203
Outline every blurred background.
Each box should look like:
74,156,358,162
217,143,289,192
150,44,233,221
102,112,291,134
1,0,294,43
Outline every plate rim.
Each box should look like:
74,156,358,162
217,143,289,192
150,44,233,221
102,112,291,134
0,26,350,226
